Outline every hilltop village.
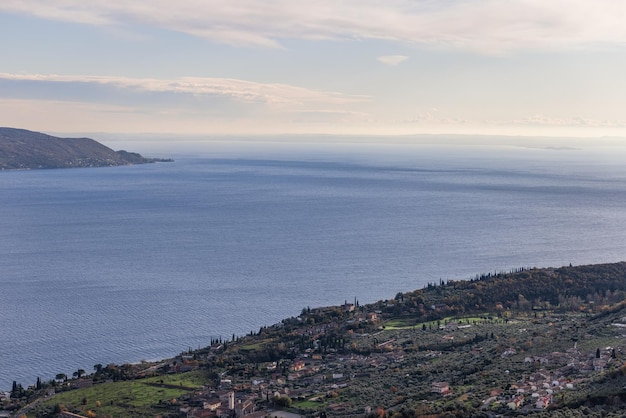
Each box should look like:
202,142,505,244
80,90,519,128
4,263,626,418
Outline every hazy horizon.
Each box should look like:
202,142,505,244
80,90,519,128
3,1,626,139
82,132,626,161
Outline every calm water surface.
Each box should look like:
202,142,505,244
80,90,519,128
1,140,626,389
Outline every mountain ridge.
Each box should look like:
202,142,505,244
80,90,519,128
0,127,171,170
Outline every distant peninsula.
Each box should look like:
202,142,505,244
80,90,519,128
0,127,172,170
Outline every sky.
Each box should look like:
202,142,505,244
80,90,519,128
2,1,626,138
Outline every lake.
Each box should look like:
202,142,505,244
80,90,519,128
2,137,626,390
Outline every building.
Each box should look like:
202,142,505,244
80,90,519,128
431,382,450,394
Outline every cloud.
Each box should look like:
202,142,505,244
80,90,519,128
0,73,367,107
2,1,626,53
401,114,467,126
507,114,626,127
377,55,409,66
0,73,372,134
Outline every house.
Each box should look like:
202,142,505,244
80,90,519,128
593,358,607,371
507,395,524,410
431,382,450,394
191,408,217,418
175,360,199,373
263,361,277,370
501,348,517,357
535,395,552,409
217,390,235,409
290,359,305,371
444,321,459,330
530,371,550,382
235,398,254,416
203,398,222,411
490,389,502,397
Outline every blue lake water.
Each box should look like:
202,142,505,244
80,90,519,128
2,139,626,390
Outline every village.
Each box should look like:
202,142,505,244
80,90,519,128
150,304,624,418
4,265,626,417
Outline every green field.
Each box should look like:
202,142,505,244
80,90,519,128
292,399,324,410
384,314,494,330
239,337,277,351
42,371,207,417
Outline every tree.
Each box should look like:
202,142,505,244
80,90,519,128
596,348,601,359
11,381,24,398
273,394,292,408
56,373,67,382
73,369,86,379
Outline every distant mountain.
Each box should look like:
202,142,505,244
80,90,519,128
0,127,171,170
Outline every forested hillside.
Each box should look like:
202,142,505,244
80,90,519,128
381,262,626,320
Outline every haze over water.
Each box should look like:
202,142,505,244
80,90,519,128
2,137,626,390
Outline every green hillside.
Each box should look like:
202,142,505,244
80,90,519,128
5,262,626,417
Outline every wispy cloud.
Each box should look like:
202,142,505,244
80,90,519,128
377,55,409,66
0,73,367,107
2,1,626,53
400,112,467,126
0,73,371,133
505,114,626,128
